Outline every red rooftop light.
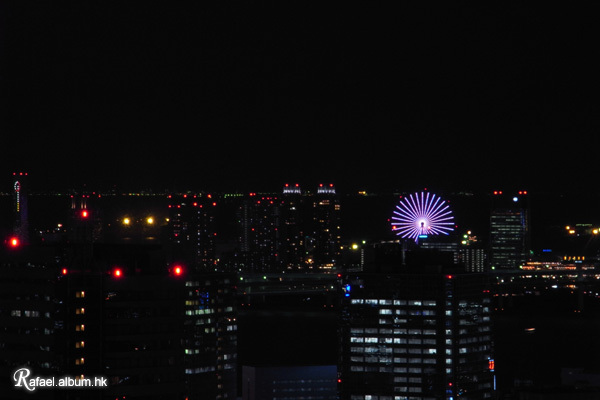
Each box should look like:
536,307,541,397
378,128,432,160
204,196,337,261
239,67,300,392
171,264,184,276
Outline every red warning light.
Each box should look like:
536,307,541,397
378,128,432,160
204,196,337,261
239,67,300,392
8,237,19,248
62,268,68,275
81,210,89,218
488,359,495,371
112,268,123,278
173,265,183,276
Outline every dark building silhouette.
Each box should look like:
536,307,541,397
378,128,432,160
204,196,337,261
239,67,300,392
0,185,238,399
338,243,495,400
242,365,338,400
306,183,342,271
11,172,29,245
167,193,218,271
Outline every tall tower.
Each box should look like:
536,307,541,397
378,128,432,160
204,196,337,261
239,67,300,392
308,183,341,270
489,190,530,270
12,172,29,244
167,193,218,271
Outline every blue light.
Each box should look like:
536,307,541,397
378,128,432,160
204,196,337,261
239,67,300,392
345,284,351,292
418,234,428,239
542,249,552,253
512,197,518,202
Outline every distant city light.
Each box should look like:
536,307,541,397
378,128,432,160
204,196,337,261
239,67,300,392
390,191,455,242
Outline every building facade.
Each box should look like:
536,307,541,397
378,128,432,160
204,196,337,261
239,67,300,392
489,191,530,270
338,245,495,400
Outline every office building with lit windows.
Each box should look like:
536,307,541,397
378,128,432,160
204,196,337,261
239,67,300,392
338,244,494,400
307,184,342,270
489,191,530,270
0,189,237,400
459,231,486,273
168,193,218,271
0,248,63,400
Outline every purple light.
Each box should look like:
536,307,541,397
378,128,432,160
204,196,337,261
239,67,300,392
390,191,455,242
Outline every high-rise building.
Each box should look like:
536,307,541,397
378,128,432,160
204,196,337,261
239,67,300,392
306,183,341,270
489,191,530,270
459,231,487,273
1,192,238,400
279,184,307,270
0,247,63,400
235,192,284,272
11,172,29,245
226,184,342,273
338,244,495,400
168,193,218,271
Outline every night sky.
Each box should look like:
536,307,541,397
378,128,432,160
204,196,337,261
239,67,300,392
1,2,600,194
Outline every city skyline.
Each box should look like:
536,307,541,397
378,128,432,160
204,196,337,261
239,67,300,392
2,171,600,399
2,3,600,399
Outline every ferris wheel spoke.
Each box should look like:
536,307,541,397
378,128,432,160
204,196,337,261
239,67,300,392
391,191,455,241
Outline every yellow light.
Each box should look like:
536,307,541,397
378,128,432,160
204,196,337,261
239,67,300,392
593,230,598,235
566,226,570,230
123,217,130,225
569,230,575,234
147,217,154,225
352,243,359,250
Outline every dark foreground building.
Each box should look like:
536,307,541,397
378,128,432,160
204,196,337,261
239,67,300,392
0,196,237,400
338,243,495,400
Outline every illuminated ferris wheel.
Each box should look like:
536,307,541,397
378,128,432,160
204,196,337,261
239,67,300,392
390,191,455,242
